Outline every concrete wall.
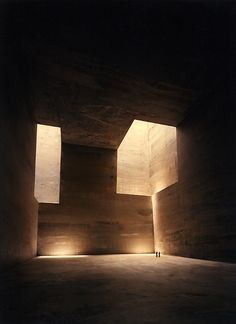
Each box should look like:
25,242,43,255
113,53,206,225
149,123,177,193
153,88,236,262
117,120,151,195
34,124,61,203
0,47,38,270
117,120,177,196
38,144,154,255
0,5,38,270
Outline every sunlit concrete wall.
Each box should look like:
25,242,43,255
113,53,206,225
117,120,177,196
149,123,177,193
117,120,151,195
153,88,236,262
38,144,154,255
152,183,182,255
34,124,61,204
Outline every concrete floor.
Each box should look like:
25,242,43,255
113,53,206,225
0,254,236,324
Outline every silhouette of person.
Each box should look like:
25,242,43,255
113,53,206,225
156,252,158,257
159,252,160,257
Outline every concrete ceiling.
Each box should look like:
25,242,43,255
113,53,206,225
5,0,233,149
30,47,194,148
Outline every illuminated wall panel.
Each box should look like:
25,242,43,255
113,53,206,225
117,120,151,196
117,120,177,196
149,123,177,193
34,124,61,203
37,145,154,255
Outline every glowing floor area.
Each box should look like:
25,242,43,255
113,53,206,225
0,254,236,323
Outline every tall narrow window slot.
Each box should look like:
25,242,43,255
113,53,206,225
34,124,61,203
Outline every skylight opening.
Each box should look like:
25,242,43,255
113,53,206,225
117,120,177,196
34,124,61,204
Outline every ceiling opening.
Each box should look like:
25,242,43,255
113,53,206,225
117,120,177,196
34,124,61,203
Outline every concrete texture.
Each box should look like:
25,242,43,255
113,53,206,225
0,254,236,323
1,0,235,269
117,120,151,196
117,120,177,196
153,89,236,262
0,108,38,271
149,123,177,194
0,26,38,270
32,54,192,149
38,144,154,255
34,124,61,204
153,183,183,257
22,0,232,149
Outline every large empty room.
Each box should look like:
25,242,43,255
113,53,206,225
0,0,236,323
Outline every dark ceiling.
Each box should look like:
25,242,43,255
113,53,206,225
2,0,235,148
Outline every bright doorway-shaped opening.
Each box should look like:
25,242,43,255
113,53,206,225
34,124,61,203
117,120,177,196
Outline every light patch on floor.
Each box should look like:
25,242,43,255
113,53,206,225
1,254,235,323
37,255,89,259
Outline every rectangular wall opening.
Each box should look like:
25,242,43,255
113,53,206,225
117,119,178,196
34,124,61,204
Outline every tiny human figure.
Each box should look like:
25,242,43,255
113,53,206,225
155,252,158,257
159,252,160,257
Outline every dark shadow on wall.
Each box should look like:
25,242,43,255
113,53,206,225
0,3,38,271
153,86,236,263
